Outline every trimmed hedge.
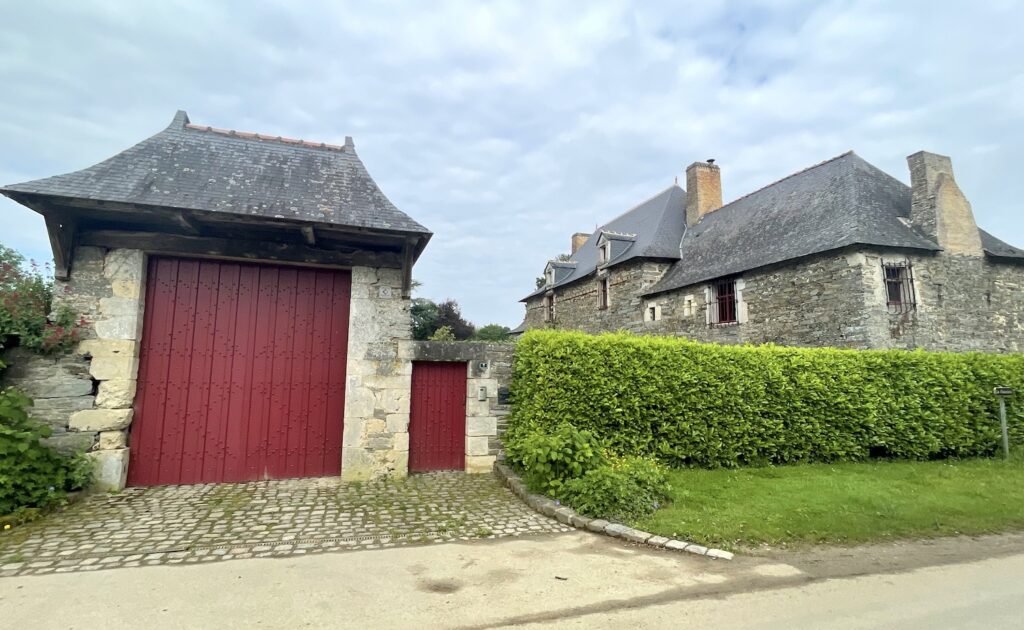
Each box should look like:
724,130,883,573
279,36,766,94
509,330,1024,468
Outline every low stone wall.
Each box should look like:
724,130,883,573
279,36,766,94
2,246,146,491
0,347,95,453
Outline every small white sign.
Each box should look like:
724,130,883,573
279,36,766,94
377,286,393,299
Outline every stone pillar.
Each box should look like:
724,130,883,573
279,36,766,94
58,247,146,491
465,360,499,474
342,266,413,481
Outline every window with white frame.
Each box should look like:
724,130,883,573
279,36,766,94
597,276,610,310
707,278,742,325
598,242,611,265
645,302,661,322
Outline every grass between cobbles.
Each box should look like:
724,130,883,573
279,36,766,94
633,457,1024,550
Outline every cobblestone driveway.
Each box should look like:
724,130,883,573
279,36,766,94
0,472,570,577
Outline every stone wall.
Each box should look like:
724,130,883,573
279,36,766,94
523,260,671,334
860,251,1024,352
1,246,147,491
520,248,1024,352
0,347,95,453
643,250,873,348
341,266,413,481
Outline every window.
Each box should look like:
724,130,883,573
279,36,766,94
543,294,555,322
682,295,695,317
710,279,737,324
598,242,610,265
598,276,610,310
545,268,555,285
645,303,661,322
882,262,916,313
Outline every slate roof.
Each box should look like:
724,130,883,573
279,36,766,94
2,111,430,236
645,151,948,296
522,184,687,300
981,229,1024,259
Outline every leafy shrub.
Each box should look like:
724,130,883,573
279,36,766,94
559,456,670,521
428,325,456,341
505,423,607,495
0,386,93,515
511,330,1024,468
0,244,83,354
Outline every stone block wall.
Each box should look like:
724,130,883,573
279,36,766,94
860,250,1024,352
643,250,873,348
521,247,1024,353
342,266,413,481
1,246,146,491
523,260,670,334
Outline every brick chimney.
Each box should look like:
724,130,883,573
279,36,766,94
571,232,591,255
685,160,722,227
907,151,982,256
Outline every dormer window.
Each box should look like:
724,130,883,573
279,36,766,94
598,242,611,264
545,268,555,285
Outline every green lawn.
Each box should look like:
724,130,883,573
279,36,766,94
634,457,1024,550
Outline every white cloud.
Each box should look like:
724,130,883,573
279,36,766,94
1,0,1022,327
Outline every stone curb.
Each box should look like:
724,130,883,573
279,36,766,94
494,462,734,561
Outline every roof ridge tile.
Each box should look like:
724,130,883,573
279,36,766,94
184,123,350,153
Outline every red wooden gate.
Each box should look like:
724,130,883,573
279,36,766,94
128,257,350,486
409,362,467,472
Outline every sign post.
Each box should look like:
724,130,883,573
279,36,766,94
994,387,1014,461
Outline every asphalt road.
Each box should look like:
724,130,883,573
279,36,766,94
1,530,1022,629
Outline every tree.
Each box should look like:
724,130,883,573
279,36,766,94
475,324,511,342
428,325,455,341
410,298,439,340
435,299,475,340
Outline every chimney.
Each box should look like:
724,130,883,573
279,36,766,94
571,232,591,255
685,160,722,227
907,151,982,256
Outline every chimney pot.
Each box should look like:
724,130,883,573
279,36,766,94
685,161,723,227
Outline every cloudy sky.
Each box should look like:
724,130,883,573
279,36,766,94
2,1,1022,327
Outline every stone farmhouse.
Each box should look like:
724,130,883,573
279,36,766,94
1,111,508,490
519,151,1024,352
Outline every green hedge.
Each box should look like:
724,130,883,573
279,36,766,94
509,330,1024,468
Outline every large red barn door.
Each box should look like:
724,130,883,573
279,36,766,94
409,362,467,472
128,257,350,486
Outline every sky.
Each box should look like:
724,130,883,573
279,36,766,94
2,1,1022,328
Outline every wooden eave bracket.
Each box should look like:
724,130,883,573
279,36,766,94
401,237,416,298
44,213,77,280
301,225,317,246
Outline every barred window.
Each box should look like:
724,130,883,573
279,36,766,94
883,262,916,313
710,279,737,324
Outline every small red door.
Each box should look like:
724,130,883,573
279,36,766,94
128,257,350,486
409,362,467,472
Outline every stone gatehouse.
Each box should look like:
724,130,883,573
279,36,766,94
1,111,510,490
517,151,1024,352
